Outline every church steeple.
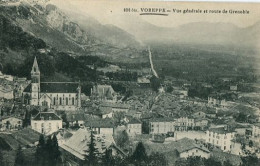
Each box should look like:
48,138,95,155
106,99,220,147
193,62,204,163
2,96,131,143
31,57,40,74
31,56,40,106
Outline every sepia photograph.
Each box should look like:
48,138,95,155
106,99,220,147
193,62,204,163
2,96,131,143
0,0,260,165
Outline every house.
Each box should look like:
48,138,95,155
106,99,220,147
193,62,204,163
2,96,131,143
99,107,113,119
0,84,13,99
208,95,227,107
60,128,125,165
206,127,236,152
23,57,81,111
31,112,63,135
142,137,210,165
234,124,252,136
85,118,115,135
230,85,237,91
127,118,142,135
252,123,260,138
91,84,117,102
100,102,130,113
193,111,206,118
194,118,209,130
66,113,87,127
1,117,22,130
175,117,195,131
175,138,210,159
149,118,175,134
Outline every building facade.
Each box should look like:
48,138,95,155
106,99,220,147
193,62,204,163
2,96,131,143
127,118,142,135
23,57,81,111
149,118,175,134
31,112,62,135
206,127,236,152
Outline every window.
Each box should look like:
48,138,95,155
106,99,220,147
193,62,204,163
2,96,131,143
34,123,37,129
196,150,198,153
224,136,227,139
53,98,56,105
49,123,51,129
72,97,75,105
224,146,226,150
66,97,68,105
60,97,62,105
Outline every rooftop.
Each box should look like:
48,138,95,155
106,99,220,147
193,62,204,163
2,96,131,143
85,118,115,128
208,127,235,134
33,112,62,121
24,82,79,93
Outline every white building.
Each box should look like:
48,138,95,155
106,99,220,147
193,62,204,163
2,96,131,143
175,117,195,131
23,57,81,111
206,127,236,152
1,117,22,130
31,112,62,135
252,123,260,138
127,118,142,135
149,118,175,134
0,85,13,99
177,138,210,159
85,118,115,135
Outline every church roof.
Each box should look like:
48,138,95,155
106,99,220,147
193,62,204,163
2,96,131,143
23,82,79,93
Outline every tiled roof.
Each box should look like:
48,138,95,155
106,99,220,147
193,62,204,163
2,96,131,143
150,117,175,122
33,112,62,121
143,137,210,155
60,129,115,160
128,118,141,124
23,82,79,93
253,123,260,127
66,113,87,122
85,118,115,128
101,102,130,109
208,127,235,134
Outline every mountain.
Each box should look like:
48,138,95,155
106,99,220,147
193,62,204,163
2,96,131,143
0,0,141,55
114,15,260,49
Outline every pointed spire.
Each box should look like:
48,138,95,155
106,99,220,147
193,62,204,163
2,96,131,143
31,56,40,74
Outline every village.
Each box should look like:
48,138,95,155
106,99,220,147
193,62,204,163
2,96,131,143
0,55,260,166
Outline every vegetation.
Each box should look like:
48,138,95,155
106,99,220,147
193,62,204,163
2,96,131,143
14,145,25,166
115,130,130,150
35,134,61,166
84,131,99,166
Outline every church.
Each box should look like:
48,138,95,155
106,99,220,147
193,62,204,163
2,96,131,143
23,57,81,111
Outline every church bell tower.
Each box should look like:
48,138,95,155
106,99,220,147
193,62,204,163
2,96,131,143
31,57,40,106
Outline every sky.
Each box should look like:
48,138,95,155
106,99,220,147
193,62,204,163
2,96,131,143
50,0,260,28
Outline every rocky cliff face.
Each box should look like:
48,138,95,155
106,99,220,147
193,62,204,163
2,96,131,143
0,0,141,56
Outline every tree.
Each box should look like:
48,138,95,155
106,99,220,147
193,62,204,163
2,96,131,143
85,131,99,166
102,149,115,166
116,130,130,150
131,142,148,165
0,150,4,166
35,134,46,166
148,152,168,166
150,76,161,92
165,85,173,93
204,157,222,166
14,145,25,166
45,136,53,165
241,155,260,166
186,156,204,166
223,160,233,166
23,109,31,127
51,135,61,165
249,140,253,148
